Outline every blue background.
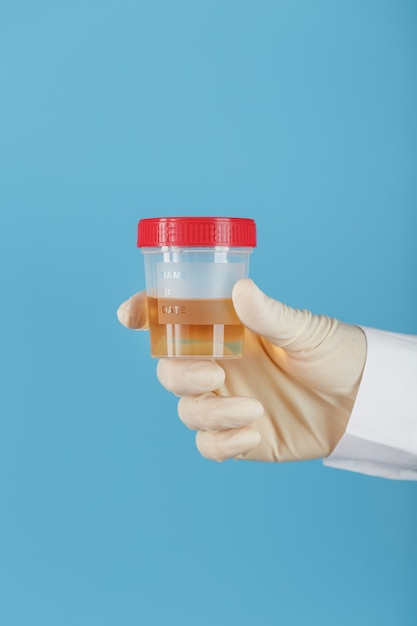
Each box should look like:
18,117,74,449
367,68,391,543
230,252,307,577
1,1,416,624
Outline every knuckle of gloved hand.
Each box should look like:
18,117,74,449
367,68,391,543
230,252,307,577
177,393,219,431
155,359,171,391
196,430,229,462
156,359,187,394
179,395,264,433
157,359,224,395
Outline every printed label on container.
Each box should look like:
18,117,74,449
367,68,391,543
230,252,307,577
157,298,241,325
156,262,245,299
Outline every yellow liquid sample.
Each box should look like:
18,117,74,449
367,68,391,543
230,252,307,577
147,296,244,357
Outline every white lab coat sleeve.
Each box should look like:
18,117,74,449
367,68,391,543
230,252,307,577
323,326,417,480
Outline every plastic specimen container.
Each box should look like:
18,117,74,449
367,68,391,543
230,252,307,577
137,216,256,358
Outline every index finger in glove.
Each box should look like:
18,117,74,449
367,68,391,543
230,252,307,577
117,291,149,330
157,359,225,396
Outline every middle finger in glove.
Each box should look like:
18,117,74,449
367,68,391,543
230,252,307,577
178,393,264,432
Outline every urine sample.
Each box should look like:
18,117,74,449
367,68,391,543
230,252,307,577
137,216,257,358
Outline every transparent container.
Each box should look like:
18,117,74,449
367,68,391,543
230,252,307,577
138,216,257,358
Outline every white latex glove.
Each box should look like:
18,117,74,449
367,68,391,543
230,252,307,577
117,279,367,463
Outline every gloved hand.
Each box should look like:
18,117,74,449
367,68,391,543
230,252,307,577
117,279,367,463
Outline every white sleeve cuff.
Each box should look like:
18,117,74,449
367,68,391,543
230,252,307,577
323,326,417,481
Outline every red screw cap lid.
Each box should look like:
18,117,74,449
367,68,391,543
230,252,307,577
137,217,257,248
